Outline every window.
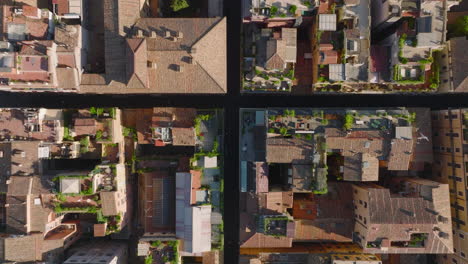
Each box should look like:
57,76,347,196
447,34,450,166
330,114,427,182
460,233,465,239
453,258,458,264
459,191,464,196
359,215,362,220
364,202,367,208
456,148,460,152
364,217,367,224
359,200,363,205
462,252,466,258
456,177,462,182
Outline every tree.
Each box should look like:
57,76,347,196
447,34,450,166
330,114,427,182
448,15,468,38
171,0,189,12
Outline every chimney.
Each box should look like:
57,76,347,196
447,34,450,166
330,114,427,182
137,30,144,38
172,37,178,42
176,65,184,72
187,57,195,65
147,61,157,69
151,31,157,38
165,30,171,38
177,31,184,39
190,47,197,54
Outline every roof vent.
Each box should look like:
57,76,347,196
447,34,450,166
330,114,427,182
147,61,157,69
362,161,369,168
137,29,144,38
165,31,171,38
187,57,195,65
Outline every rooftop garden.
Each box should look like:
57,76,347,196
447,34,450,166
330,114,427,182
429,51,440,90
53,174,94,196
147,240,180,264
267,4,298,18
261,215,289,237
97,211,122,235
244,67,294,92
313,136,328,194
63,109,78,141
89,107,116,119
95,119,113,142
398,34,409,64
194,114,213,141
393,65,425,84
391,233,428,248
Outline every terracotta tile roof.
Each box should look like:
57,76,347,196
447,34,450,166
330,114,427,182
126,38,148,89
356,182,453,254
265,28,297,70
94,223,107,237
344,0,360,5
203,251,219,264
294,219,354,241
239,191,294,248
56,0,69,15
190,170,201,205
292,164,313,192
387,139,413,171
319,50,338,64
266,137,314,164
6,195,28,234
255,162,269,193
261,192,293,213
22,5,40,18
325,128,388,158
73,118,96,135
9,141,40,178
319,44,334,51
56,67,79,90
57,53,76,68
19,40,53,56
172,127,195,146
111,17,228,93
3,233,43,262
54,25,80,52
152,107,196,127
449,37,468,92
100,191,118,216
343,153,379,181
81,74,107,85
